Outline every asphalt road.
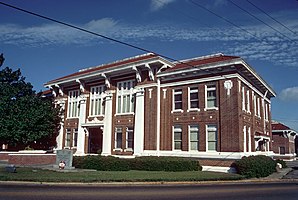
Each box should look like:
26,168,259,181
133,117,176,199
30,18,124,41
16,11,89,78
0,181,298,200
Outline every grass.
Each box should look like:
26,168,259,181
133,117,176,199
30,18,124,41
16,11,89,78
0,167,243,183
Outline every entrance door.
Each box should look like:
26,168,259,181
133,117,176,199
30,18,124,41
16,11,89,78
88,128,103,154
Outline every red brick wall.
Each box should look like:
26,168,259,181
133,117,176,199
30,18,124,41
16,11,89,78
8,154,56,166
272,134,294,154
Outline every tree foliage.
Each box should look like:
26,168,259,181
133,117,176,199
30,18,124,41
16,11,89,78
0,58,60,150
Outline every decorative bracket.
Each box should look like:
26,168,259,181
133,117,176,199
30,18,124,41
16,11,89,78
224,80,233,96
145,63,154,81
101,73,110,88
55,84,64,96
76,79,85,93
132,66,141,82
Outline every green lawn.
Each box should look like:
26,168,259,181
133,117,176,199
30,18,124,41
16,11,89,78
0,167,243,183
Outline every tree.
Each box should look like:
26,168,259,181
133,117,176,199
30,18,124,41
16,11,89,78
0,54,61,150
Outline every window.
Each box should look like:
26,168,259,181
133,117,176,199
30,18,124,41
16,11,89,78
173,89,183,110
126,127,134,150
67,90,80,118
90,85,105,116
253,94,257,116
188,87,199,110
173,126,182,150
117,80,135,114
207,125,217,151
257,97,261,117
73,129,78,147
265,103,269,121
246,90,250,113
206,85,217,109
242,87,245,111
189,125,199,151
65,129,71,148
115,127,122,149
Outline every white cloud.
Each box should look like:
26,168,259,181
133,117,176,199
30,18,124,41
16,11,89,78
279,87,298,102
150,0,175,11
0,16,297,68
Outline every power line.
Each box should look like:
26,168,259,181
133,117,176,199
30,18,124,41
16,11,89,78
228,0,294,42
187,0,264,43
246,0,297,35
0,1,179,64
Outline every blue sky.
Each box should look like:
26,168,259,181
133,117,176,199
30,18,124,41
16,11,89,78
0,0,297,130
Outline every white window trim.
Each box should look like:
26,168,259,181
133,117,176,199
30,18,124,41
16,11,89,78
173,125,182,151
206,125,217,152
116,80,135,115
65,128,71,148
89,85,105,117
172,89,184,113
204,85,218,111
114,127,122,151
187,87,200,112
67,90,80,119
125,127,133,151
242,87,246,111
246,90,251,114
72,128,78,148
257,97,261,118
243,126,247,153
189,125,199,151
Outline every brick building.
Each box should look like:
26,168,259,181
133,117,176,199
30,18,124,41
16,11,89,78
45,53,276,161
272,121,297,160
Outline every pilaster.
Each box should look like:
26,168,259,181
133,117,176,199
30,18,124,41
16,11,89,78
76,94,87,155
133,88,145,156
102,91,113,156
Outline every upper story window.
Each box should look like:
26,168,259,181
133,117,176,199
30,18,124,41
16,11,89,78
257,97,261,117
206,84,217,109
67,90,80,118
246,90,250,113
265,103,269,121
188,87,199,110
173,89,183,111
89,85,106,116
117,80,135,114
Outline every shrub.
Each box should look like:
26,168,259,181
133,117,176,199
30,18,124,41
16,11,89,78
73,155,130,171
232,155,276,178
131,157,201,172
275,159,287,168
73,156,202,172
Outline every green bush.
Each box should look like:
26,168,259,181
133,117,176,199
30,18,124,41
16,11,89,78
73,155,130,171
275,159,287,168
232,155,276,178
73,156,202,172
131,157,201,172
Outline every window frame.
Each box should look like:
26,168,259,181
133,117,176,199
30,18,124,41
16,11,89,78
116,80,135,115
173,125,182,151
89,85,106,117
189,125,199,151
65,128,71,148
206,125,217,152
73,128,78,148
205,84,218,110
172,88,183,112
115,127,123,150
125,127,134,151
188,87,199,112
67,90,80,118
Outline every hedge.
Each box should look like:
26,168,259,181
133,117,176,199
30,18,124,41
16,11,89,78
73,156,202,172
232,155,276,178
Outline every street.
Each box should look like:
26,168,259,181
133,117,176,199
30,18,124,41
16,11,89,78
0,181,298,200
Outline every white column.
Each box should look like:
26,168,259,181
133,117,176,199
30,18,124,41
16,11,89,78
102,91,113,156
243,126,247,153
134,88,145,156
248,127,251,152
76,95,87,155
55,99,66,150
